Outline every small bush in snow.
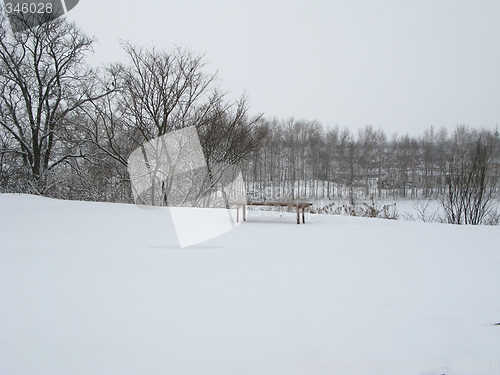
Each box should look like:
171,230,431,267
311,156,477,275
313,197,398,220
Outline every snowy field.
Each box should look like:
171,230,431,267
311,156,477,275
1,194,499,375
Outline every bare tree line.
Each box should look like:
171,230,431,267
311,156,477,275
1,13,498,224
241,119,500,224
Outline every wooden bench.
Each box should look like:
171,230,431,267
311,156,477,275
232,201,313,224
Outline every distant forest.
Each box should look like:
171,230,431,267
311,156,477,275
243,120,500,202
1,14,499,224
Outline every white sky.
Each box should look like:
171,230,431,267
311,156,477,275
66,0,500,136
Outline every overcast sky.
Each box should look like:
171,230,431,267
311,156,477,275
66,0,500,136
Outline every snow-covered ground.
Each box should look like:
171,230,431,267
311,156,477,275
1,194,499,375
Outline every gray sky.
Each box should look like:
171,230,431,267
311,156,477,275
66,0,500,136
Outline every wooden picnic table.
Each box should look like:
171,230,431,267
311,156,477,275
232,201,313,224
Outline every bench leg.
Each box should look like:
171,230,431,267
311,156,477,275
236,205,239,223
243,204,246,221
296,205,300,224
302,207,305,223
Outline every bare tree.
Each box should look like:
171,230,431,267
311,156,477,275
358,125,377,197
116,43,218,141
108,43,265,206
374,128,387,198
439,127,499,224
337,128,357,203
324,125,340,199
0,12,109,194
196,94,265,189
420,126,436,198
